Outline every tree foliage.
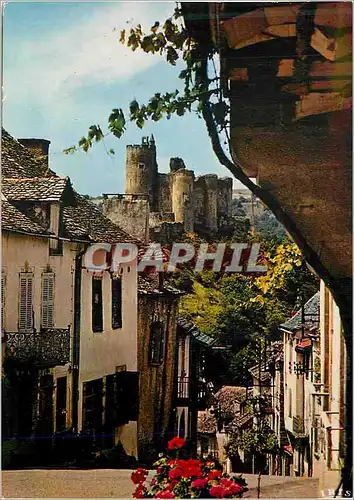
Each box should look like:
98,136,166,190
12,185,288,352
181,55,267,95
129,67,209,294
64,7,222,155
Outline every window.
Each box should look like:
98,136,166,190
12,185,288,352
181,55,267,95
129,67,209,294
56,376,67,433
149,321,165,365
92,277,103,332
41,273,54,329
111,277,122,329
19,273,33,332
1,274,5,332
288,388,292,417
82,378,103,435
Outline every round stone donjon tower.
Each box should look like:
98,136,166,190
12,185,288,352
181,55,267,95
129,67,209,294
126,135,158,208
171,169,195,233
203,174,218,233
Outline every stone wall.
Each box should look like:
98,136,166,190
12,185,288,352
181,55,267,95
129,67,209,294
102,196,149,242
157,173,172,213
150,222,184,244
137,293,180,463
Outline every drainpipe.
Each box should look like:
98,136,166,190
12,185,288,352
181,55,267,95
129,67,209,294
71,252,83,433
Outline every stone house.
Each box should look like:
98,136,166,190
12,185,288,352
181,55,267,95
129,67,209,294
136,273,183,463
2,129,140,461
312,282,347,495
281,292,320,478
174,318,218,454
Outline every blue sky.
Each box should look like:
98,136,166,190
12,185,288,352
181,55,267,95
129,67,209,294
3,1,245,196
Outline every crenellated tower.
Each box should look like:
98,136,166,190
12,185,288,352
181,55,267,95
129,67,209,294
125,135,158,209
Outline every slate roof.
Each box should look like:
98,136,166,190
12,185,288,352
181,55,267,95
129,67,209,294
177,317,218,347
1,199,51,235
2,177,72,202
138,274,184,296
2,129,139,244
280,292,320,332
1,128,55,178
62,192,139,244
214,386,248,416
224,412,253,433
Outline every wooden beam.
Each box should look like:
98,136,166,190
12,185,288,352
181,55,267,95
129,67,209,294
228,68,248,81
314,2,352,29
277,59,294,77
263,4,301,26
222,9,269,49
294,92,352,120
311,27,335,61
265,23,296,38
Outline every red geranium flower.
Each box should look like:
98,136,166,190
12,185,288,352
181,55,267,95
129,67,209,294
210,485,227,498
167,437,185,450
207,469,222,481
131,468,148,485
191,478,208,490
156,491,175,499
168,468,183,480
133,484,147,498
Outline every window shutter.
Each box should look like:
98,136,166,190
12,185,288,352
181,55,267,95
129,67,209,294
1,275,5,332
92,277,103,332
19,273,33,332
112,277,122,329
41,273,54,329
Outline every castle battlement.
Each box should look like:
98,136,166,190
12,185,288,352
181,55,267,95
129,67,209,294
102,136,234,243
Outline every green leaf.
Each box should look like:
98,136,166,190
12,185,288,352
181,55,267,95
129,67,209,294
119,29,125,43
151,21,159,33
63,146,77,155
108,108,126,138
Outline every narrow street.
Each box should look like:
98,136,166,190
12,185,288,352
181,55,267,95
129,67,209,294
2,469,321,498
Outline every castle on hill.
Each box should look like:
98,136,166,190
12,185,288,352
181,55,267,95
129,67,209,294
94,136,235,243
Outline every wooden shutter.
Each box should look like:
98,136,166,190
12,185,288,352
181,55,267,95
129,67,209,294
41,273,54,329
112,277,122,329
92,277,103,332
1,274,5,332
19,273,33,332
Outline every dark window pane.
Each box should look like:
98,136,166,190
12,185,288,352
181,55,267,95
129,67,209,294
56,376,67,432
82,378,103,436
149,322,165,365
112,277,122,329
92,278,103,332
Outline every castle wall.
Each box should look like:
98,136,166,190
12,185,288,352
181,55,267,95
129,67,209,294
171,170,195,233
150,222,184,245
157,173,172,213
102,196,149,243
217,177,233,228
193,177,206,227
202,174,218,233
149,212,175,227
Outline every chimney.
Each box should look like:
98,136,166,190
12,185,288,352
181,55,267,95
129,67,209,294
18,138,50,165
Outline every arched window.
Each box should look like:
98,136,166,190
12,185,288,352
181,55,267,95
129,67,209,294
149,321,165,365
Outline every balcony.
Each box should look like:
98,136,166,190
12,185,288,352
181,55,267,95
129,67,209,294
177,376,189,400
5,327,71,367
176,377,208,410
293,415,305,436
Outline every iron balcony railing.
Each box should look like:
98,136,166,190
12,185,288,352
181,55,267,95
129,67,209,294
177,376,189,399
177,376,208,408
5,327,71,367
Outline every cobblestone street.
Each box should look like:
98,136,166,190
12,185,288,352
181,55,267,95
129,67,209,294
2,469,321,498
